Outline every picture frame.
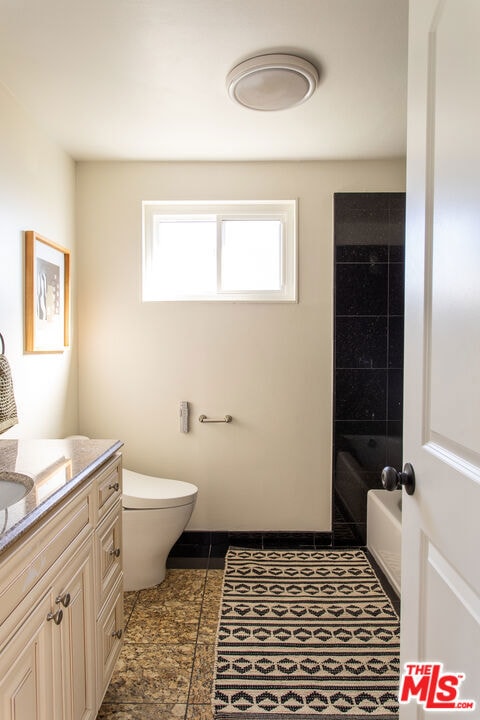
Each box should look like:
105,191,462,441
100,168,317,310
24,231,70,353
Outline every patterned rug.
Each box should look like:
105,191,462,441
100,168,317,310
213,548,400,719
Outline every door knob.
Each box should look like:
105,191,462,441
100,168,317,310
381,462,415,495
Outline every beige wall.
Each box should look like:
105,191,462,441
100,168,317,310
0,84,77,439
76,160,405,531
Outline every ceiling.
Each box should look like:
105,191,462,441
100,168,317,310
0,0,408,162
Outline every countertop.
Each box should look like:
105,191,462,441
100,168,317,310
0,438,123,556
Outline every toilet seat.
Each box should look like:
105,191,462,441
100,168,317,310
122,469,198,510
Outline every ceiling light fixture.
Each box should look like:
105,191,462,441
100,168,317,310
226,53,319,112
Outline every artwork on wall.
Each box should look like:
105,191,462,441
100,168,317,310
24,230,70,353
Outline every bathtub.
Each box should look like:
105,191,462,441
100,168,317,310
367,489,402,596
334,434,402,533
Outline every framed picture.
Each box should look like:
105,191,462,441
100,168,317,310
24,231,70,353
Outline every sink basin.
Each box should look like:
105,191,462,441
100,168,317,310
0,472,34,510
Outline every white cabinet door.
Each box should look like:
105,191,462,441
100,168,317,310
0,539,96,720
57,540,96,720
0,591,58,720
402,0,480,716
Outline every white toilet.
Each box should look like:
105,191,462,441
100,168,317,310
122,469,197,591
64,436,197,591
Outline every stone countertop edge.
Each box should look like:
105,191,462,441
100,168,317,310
0,439,123,557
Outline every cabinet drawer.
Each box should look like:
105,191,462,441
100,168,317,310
96,575,123,707
95,455,122,523
0,483,92,630
95,501,122,611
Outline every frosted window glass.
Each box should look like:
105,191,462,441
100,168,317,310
221,220,282,291
153,220,216,294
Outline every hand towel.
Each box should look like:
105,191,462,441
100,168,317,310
0,353,18,433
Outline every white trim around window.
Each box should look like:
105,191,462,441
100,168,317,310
142,200,297,302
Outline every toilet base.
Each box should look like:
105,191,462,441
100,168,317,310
123,542,168,591
122,503,195,591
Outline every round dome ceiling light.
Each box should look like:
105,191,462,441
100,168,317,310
226,53,319,111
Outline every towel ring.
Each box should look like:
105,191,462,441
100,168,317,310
0,332,4,354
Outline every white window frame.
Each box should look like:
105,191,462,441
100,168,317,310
142,200,297,302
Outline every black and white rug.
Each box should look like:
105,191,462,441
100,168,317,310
213,548,400,718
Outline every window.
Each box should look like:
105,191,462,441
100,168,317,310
142,200,297,301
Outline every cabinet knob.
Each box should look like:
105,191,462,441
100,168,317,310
47,608,64,625
111,628,123,639
109,547,121,558
55,592,71,608
108,482,120,492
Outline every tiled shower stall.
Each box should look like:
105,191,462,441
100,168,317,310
333,192,406,546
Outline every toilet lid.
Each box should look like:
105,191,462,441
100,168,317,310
122,469,198,509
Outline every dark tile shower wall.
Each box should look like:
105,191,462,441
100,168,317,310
333,193,405,546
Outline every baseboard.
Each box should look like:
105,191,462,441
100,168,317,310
168,530,333,561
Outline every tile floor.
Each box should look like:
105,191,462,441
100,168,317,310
96,566,224,720
95,548,399,720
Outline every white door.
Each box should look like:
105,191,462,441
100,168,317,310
401,0,480,717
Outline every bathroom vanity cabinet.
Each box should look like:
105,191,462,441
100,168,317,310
0,449,123,720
